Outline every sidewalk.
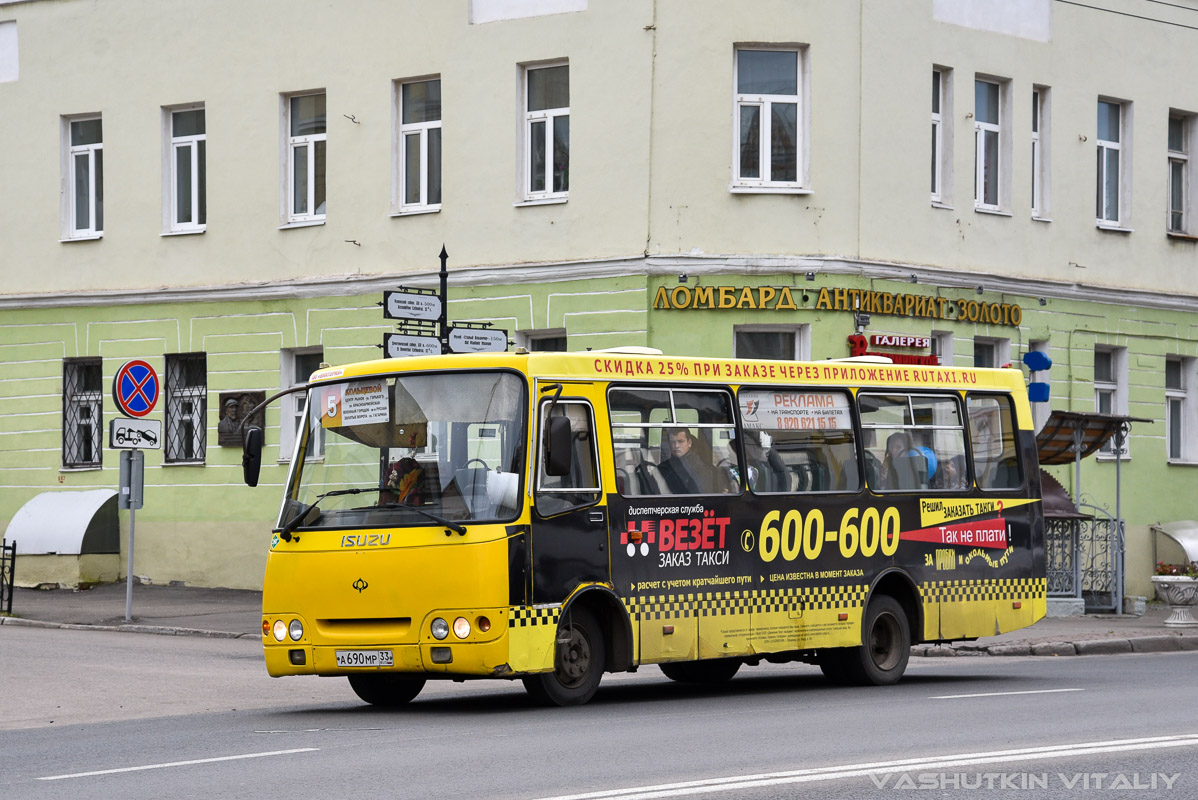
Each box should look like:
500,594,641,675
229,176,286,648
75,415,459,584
3,582,1198,656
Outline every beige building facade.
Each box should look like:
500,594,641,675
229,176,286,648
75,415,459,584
0,0,1196,597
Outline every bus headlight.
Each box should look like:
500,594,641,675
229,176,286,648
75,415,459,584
272,620,287,642
453,617,471,639
288,619,304,641
431,617,449,640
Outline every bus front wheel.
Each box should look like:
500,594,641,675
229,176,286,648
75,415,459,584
523,606,605,706
819,595,910,686
347,674,426,707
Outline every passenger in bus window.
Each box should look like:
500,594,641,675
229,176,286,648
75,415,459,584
659,427,726,494
879,431,912,488
933,454,968,490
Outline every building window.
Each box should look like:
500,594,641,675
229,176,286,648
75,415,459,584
734,47,804,191
523,63,569,201
164,353,206,463
974,78,1007,211
973,337,1008,369
167,106,206,233
733,326,809,361
1166,357,1196,462
395,78,441,213
1095,346,1128,456
931,66,953,205
517,329,568,351
1032,87,1050,219
65,115,103,238
1097,99,1130,226
285,92,326,223
931,330,954,365
281,348,324,459
63,358,102,468
1168,113,1194,235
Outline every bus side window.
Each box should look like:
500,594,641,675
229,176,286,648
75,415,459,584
737,389,859,494
968,394,1022,490
535,400,601,516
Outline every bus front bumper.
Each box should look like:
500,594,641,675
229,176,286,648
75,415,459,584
264,633,514,679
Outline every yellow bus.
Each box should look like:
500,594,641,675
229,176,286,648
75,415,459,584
242,349,1045,706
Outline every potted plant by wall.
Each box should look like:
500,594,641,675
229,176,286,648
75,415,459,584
1152,562,1198,627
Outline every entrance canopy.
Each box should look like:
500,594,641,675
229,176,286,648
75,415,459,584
5,489,119,555
1035,410,1152,465
1152,521,1198,565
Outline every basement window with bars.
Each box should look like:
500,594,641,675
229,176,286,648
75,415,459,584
63,358,103,468
165,353,207,463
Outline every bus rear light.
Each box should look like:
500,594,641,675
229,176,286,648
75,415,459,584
453,617,471,639
477,616,491,633
272,620,287,641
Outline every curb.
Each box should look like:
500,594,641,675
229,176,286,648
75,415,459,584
912,633,1198,657
0,615,257,639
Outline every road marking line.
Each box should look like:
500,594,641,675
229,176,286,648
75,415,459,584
931,687,1086,699
38,748,319,781
531,734,1198,800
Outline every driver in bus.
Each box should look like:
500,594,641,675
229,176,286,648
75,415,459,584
659,427,727,494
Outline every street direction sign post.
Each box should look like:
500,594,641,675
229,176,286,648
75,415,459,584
383,290,442,321
384,332,442,358
448,327,509,353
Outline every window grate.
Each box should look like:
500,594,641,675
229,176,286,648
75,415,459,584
63,358,103,468
165,353,207,463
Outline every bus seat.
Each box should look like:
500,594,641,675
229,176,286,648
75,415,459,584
891,452,929,490
454,467,491,514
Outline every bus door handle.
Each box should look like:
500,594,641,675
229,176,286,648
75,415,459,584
588,509,606,526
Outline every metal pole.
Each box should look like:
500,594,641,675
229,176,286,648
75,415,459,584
1072,425,1083,507
1114,424,1125,615
439,245,449,355
125,501,136,621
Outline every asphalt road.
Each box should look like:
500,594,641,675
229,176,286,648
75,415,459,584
3,626,1197,799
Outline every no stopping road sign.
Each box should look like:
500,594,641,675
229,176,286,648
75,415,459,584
112,360,160,418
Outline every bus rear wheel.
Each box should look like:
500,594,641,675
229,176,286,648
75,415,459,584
659,659,741,684
829,595,910,686
347,674,426,707
523,606,605,707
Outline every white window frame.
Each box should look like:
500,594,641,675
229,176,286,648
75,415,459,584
1032,86,1051,220
732,45,807,193
931,330,954,366
163,104,206,234
733,324,810,361
973,76,1010,213
931,66,954,207
1097,98,1133,229
280,347,324,461
1167,112,1196,236
973,336,1009,369
282,91,327,225
515,328,568,352
1166,356,1197,463
393,76,442,215
62,114,103,239
1095,346,1129,458
521,61,569,203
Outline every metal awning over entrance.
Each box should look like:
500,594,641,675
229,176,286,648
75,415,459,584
5,489,119,555
1035,411,1152,614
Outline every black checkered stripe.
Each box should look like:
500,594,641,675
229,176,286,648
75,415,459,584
920,577,1046,604
622,586,869,621
509,606,561,628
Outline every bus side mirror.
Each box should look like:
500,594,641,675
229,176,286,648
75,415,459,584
544,416,572,476
242,426,264,487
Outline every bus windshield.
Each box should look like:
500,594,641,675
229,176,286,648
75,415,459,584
282,370,526,530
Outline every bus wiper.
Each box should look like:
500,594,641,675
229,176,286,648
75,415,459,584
379,503,467,535
279,487,382,540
